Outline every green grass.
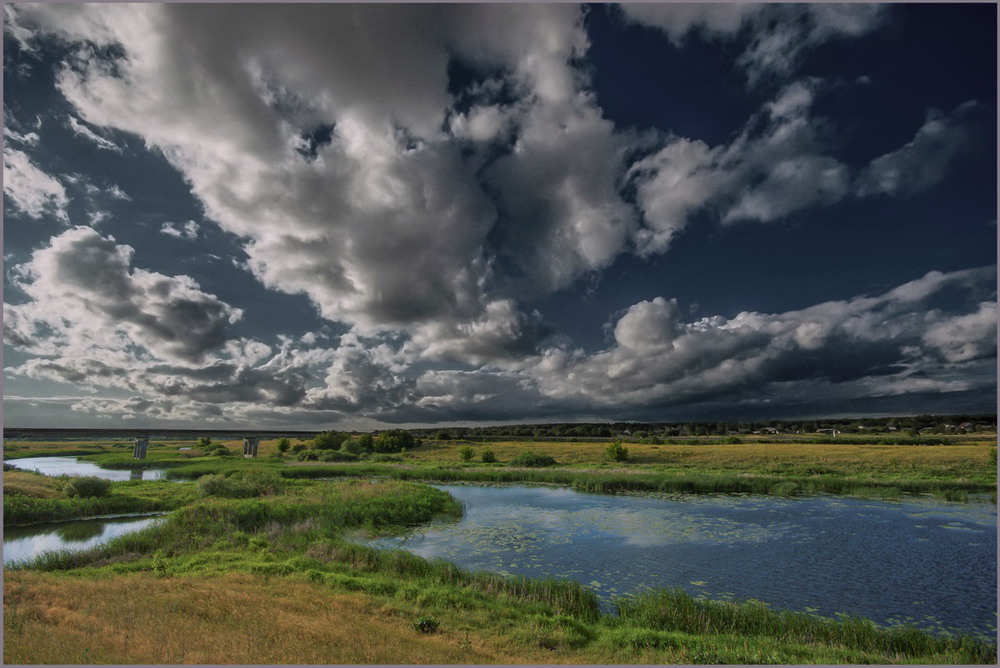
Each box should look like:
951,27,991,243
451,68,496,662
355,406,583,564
614,588,995,664
7,476,994,664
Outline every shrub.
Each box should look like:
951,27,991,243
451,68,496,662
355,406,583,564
313,431,347,450
209,446,231,457
64,476,111,498
373,429,419,453
291,442,307,454
459,445,474,461
509,452,556,468
197,474,232,497
605,441,629,462
276,438,291,454
318,450,358,462
340,435,373,455
412,616,440,634
296,451,319,462
197,470,285,498
198,436,212,447
481,448,497,463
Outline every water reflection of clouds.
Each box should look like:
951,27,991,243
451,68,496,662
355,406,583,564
8,457,166,481
3,517,160,566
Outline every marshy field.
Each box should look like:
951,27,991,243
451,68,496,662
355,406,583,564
3,431,997,664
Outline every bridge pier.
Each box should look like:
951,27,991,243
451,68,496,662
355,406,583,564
243,436,259,458
133,437,148,459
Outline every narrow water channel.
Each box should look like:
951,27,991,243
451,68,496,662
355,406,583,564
5,456,167,481
3,515,162,566
369,484,997,638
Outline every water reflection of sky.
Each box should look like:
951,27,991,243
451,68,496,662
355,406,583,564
3,516,161,566
370,484,997,638
5,456,166,480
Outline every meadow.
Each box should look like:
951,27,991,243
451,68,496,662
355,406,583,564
3,433,997,664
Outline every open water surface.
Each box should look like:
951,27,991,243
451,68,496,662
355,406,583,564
3,515,162,566
5,456,167,480
370,484,997,638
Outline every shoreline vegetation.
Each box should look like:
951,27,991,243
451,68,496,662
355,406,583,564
4,432,997,664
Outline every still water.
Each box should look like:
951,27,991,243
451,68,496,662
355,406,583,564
370,484,997,638
5,456,167,481
3,515,162,566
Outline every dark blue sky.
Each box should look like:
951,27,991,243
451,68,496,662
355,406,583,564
3,3,996,429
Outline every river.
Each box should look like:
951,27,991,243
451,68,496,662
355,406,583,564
369,483,997,638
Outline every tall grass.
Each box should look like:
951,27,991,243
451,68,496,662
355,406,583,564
615,589,996,664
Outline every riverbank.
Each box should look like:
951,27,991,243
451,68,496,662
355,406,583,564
4,476,995,665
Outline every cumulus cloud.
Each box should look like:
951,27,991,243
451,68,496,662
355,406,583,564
628,79,852,252
411,267,996,421
4,3,638,356
5,226,243,363
3,147,70,221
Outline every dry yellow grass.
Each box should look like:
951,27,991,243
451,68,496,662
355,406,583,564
406,439,995,480
2,471,67,498
3,571,588,665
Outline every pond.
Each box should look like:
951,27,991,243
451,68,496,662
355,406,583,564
3,515,163,566
369,484,997,638
4,456,167,481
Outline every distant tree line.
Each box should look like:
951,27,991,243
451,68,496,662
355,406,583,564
410,414,996,441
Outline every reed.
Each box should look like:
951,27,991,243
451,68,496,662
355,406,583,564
614,589,996,664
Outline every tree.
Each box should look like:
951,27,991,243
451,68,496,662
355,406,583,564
313,431,347,450
276,438,291,454
373,429,419,453
605,441,629,462
459,445,474,461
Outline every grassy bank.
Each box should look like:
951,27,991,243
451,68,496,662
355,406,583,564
4,476,995,664
3,471,198,526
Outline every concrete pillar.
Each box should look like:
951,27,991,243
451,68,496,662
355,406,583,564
243,436,259,458
133,438,148,459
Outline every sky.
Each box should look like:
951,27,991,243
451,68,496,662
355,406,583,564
2,2,997,430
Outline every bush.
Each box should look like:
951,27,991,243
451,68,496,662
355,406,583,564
412,616,441,633
197,470,285,498
509,452,556,468
318,450,358,462
291,442,307,454
296,451,319,462
276,438,291,454
313,431,347,450
481,448,497,463
209,446,231,457
459,445,474,461
373,429,419,453
64,476,111,498
605,441,629,462
198,437,212,447
340,435,374,455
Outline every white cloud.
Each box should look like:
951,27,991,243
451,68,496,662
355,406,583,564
5,226,243,363
855,102,987,197
7,3,636,360
3,147,70,221
619,4,887,86
67,115,123,153
160,220,199,240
